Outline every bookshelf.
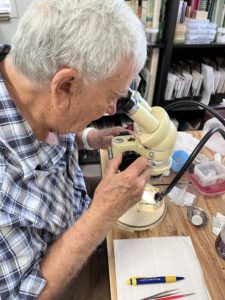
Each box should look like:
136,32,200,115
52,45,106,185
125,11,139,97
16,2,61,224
123,1,169,105
152,0,225,130
80,0,225,164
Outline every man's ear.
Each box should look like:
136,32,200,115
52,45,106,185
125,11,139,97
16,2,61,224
51,68,79,110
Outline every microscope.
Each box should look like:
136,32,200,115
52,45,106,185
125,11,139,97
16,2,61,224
111,88,177,231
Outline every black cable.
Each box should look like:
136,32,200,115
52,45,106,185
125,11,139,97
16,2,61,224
153,100,225,202
165,100,225,127
154,127,225,202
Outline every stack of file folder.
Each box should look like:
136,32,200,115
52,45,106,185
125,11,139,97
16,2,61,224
165,58,225,102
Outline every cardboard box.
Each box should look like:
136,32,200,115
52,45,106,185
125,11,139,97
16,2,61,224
192,10,208,20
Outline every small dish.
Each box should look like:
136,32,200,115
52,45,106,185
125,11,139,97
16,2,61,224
187,206,208,226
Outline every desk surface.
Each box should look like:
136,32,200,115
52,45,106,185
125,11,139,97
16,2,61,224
100,131,225,300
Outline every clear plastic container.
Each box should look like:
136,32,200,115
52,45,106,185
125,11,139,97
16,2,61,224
185,17,210,23
216,27,225,43
186,33,216,40
185,17,209,29
184,18,217,44
187,28,216,34
189,172,225,196
194,160,225,187
145,28,159,43
185,39,214,44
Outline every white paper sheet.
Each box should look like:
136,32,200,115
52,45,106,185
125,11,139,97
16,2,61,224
168,185,196,206
114,236,211,300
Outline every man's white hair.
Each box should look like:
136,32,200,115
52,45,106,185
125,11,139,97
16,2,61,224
9,0,147,87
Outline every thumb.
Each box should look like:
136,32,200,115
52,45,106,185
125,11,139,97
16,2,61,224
104,154,122,178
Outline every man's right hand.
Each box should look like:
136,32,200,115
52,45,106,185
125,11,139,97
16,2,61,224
91,154,150,222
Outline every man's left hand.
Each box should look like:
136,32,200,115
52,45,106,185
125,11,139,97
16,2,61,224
87,127,133,150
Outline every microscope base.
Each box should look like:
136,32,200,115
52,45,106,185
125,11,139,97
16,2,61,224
116,199,167,232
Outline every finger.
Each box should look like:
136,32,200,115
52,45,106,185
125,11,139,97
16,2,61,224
112,127,136,137
114,127,134,135
104,154,122,178
101,135,113,149
125,156,149,176
138,167,151,183
104,127,134,136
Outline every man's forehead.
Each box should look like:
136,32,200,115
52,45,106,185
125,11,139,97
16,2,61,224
107,62,136,82
108,76,134,95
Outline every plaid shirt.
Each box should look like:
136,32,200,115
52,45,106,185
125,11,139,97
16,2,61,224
0,75,91,299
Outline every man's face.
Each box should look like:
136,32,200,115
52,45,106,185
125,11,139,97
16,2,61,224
64,62,137,133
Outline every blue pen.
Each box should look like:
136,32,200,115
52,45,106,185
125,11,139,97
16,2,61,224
127,276,185,286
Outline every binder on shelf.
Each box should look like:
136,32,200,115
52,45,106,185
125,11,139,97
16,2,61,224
187,0,199,17
207,0,216,20
210,0,223,26
146,0,154,28
157,0,167,41
146,48,160,105
152,0,161,28
199,0,208,11
177,0,184,23
180,1,188,23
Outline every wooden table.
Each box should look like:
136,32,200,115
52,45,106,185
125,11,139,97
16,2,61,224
100,132,225,300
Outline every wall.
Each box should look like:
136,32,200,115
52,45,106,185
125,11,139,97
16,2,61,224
0,0,31,44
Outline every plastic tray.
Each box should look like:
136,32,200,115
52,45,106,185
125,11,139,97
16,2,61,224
189,173,225,196
194,161,225,187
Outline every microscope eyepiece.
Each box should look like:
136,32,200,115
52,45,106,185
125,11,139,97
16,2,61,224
117,89,136,113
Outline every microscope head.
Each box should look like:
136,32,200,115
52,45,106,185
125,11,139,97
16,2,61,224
112,89,177,176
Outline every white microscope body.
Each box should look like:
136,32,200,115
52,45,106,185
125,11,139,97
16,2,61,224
111,89,177,231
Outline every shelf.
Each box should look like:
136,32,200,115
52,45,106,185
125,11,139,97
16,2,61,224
173,42,225,48
164,100,225,112
210,94,225,106
210,103,225,110
147,42,165,48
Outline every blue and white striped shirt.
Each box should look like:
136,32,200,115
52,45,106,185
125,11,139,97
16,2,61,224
0,75,91,299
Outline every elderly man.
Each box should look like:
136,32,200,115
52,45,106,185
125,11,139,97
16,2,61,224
0,0,149,299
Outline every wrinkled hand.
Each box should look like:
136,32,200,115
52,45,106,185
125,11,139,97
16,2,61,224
87,127,133,150
91,154,150,222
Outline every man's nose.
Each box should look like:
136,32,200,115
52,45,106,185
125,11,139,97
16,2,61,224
106,100,117,115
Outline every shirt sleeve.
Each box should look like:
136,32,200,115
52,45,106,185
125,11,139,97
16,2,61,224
0,226,46,299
